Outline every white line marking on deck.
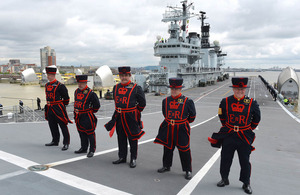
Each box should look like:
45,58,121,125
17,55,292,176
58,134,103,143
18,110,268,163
195,82,230,103
48,115,217,167
39,168,132,195
191,115,217,128
0,170,28,181
277,100,300,123
0,150,132,195
177,149,221,195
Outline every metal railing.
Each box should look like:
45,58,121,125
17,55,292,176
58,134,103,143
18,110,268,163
0,105,45,123
0,101,162,123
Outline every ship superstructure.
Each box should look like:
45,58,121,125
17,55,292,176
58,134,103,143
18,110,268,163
149,0,227,94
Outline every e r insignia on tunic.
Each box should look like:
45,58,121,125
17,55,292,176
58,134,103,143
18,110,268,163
178,99,183,103
83,90,88,94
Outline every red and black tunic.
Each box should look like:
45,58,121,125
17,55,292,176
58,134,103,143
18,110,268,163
211,95,261,150
74,86,100,134
45,79,72,124
105,81,146,140
154,93,196,151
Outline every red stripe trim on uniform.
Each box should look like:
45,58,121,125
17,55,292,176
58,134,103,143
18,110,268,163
241,131,250,145
50,106,67,124
165,118,188,125
154,124,169,145
245,98,253,122
126,83,136,108
115,107,136,112
232,84,247,88
113,85,118,108
49,79,57,84
180,97,188,119
119,72,131,74
170,85,182,88
165,97,168,119
53,82,59,103
46,71,57,74
83,89,92,109
172,93,182,99
77,80,87,82
58,103,69,124
121,80,131,86
226,97,229,120
176,122,190,148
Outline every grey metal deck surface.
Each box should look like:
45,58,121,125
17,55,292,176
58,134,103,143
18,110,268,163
0,77,299,195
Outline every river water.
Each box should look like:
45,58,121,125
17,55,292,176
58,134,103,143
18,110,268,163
0,71,299,109
0,83,78,109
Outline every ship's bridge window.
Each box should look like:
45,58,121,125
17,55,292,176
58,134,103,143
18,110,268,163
168,45,171,48
172,45,176,47
159,46,162,48
177,45,180,47
166,56,169,58
162,56,166,58
163,45,166,48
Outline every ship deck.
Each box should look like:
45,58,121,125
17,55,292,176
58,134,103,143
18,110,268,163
0,77,299,195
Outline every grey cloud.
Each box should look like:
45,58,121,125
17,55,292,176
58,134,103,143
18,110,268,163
1,0,300,68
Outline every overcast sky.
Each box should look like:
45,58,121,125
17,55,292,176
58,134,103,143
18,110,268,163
1,0,300,68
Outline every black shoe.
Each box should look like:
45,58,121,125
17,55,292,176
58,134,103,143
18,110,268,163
45,142,58,146
130,159,136,168
157,167,170,173
217,179,229,187
112,158,126,164
185,171,192,180
242,184,252,194
61,145,69,151
87,152,94,158
74,148,88,154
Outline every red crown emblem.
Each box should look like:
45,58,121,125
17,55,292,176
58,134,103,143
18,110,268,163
231,103,245,112
46,85,53,91
118,88,128,95
77,93,84,100
169,100,180,109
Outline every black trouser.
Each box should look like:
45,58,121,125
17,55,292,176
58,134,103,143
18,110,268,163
78,131,96,152
220,134,252,184
162,146,192,172
47,111,70,145
116,126,137,160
